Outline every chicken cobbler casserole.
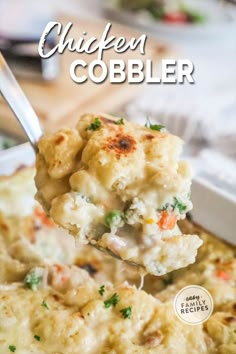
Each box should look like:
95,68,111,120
0,166,236,353
35,114,202,276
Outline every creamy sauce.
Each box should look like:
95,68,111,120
35,114,202,275
0,168,235,353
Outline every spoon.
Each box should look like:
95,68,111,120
0,52,142,268
0,52,42,151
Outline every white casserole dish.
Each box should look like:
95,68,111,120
0,142,235,245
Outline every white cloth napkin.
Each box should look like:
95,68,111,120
125,68,236,158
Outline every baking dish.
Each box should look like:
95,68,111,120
0,142,235,353
1,142,235,245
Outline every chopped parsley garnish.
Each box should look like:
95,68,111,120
145,117,165,132
120,306,132,319
149,124,165,131
104,293,119,308
87,117,102,131
161,197,187,214
173,197,187,214
24,272,41,291
115,118,125,125
41,299,49,310
34,335,40,341
161,202,171,211
105,210,124,229
99,285,105,296
8,345,16,352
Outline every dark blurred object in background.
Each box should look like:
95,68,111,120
0,38,59,81
0,0,59,81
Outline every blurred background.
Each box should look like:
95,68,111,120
0,0,236,198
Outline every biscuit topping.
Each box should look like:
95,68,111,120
104,134,137,158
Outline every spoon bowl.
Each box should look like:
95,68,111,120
0,51,143,268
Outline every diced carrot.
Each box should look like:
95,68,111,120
34,207,45,218
34,207,54,227
54,264,63,272
158,211,177,230
53,264,68,283
42,218,55,227
216,270,231,281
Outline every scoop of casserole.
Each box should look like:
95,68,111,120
35,114,202,275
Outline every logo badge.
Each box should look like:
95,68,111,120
174,285,214,325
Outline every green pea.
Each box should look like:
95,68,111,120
105,210,123,229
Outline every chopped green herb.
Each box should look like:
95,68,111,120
99,285,105,296
115,118,125,125
104,293,119,308
145,117,165,132
34,335,40,341
2,138,15,150
105,210,124,229
161,202,171,211
9,345,16,353
24,272,41,291
173,198,187,214
120,306,132,319
87,117,102,131
161,198,187,214
149,124,165,131
41,299,49,310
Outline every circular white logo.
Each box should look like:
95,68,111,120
173,285,214,325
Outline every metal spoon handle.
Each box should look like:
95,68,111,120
0,52,42,150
